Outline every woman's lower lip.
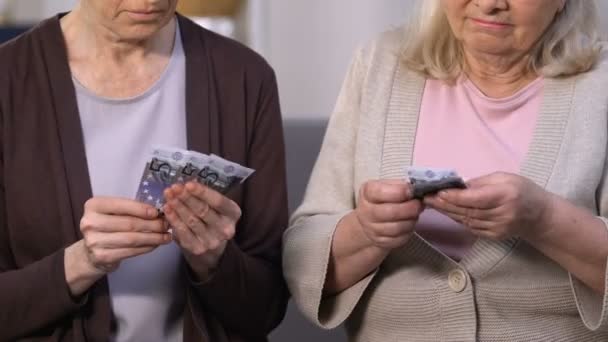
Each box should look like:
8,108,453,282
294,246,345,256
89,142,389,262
471,19,511,29
127,11,163,21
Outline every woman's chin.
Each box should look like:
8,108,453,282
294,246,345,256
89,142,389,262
464,41,518,58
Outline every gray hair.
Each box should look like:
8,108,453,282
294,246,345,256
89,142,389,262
402,0,602,81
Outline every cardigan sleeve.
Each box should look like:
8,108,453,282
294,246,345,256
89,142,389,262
570,153,608,333
283,47,379,329
0,107,86,340
188,66,289,338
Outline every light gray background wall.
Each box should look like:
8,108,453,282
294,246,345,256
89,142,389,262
260,0,413,120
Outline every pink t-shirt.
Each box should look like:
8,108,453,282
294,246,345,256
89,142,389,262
412,76,543,260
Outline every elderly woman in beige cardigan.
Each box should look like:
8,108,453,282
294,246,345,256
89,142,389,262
284,0,608,340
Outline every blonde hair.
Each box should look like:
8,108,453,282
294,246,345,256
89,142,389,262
402,0,602,81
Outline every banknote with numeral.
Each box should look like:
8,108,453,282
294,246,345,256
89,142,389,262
135,147,190,208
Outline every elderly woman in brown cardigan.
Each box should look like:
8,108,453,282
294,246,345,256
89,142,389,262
0,0,288,340
284,0,608,341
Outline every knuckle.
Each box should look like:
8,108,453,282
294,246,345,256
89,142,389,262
125,220,137,232
375,236,396,248
372,234,386,244
207,239,221,251
355,204,369,221
197,205,209,219
223,226,236,240
175,223,188,232
381,205,398,220
84,198,95,212
358,219,373,234
358,185,366,201
99,253,115,265
506,183,519,197
192,245,208,257
365,206,380,223
177,193,188,202
89,249,100,261
377,206,394,221
154,234,166,245
173,227,185,238
84,238,96,251
368,222,384,236
187,215,199,227
125,237,139,248
80,217,94,232
356,198,369,212
154,220,165,232
363,211,378,228
388,222,407,236
197,185,208,198
91,249,107,263
380,224,399,237
362,181,374,199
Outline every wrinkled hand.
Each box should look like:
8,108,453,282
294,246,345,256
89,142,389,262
163,182,242,281
79,197,171,273
355,179,424,250
424,172,553,241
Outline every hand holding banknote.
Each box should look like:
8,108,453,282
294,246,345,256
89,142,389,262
423,172,551,241
353,179,424,250
163,182,242,282
132,146,255,281
64,198,171,296
348,167,466,250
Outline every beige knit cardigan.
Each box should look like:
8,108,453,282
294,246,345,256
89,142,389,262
283,28,608,341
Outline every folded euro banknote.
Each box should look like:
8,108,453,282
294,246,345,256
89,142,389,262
405,167,466,199
135,146,255,209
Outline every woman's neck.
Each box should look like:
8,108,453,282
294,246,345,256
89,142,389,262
60,4,175,68
463,49,538,98
59,4,176,99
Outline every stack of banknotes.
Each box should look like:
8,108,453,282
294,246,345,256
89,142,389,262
135,146,255,209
